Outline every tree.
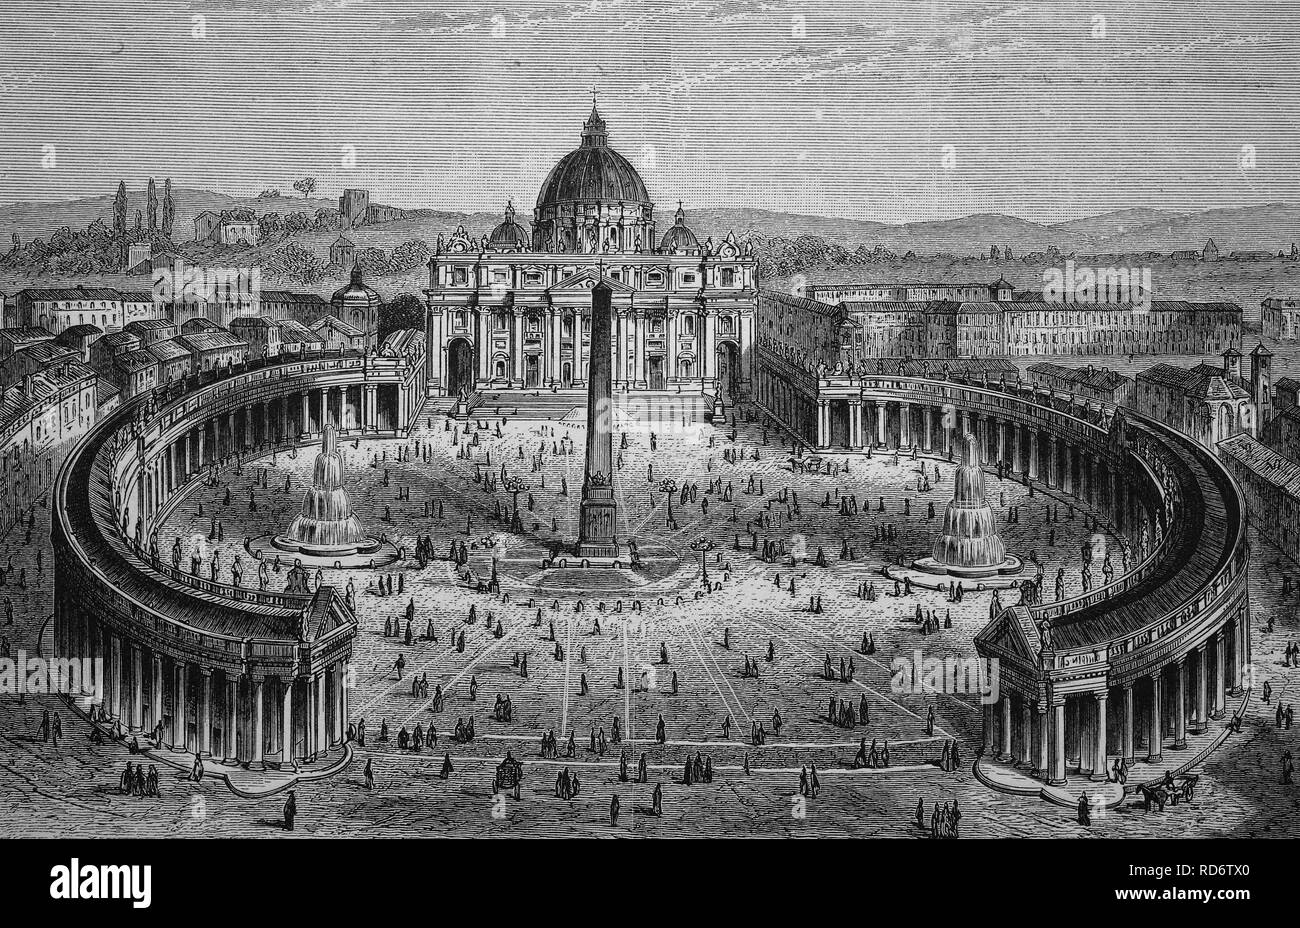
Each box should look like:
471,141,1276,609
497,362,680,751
283,211,311,235
258,212,284,241
147,178,158,231
162,178,175,238
257,188,282,198
113,181,127,237
293,176,317,200
379,293,425,341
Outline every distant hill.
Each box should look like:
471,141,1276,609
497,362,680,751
0,186,1295,260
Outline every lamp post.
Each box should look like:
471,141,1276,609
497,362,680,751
659,479,678,530
690,537,715,592
503,475,528,532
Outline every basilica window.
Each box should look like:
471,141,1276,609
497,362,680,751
720,267,736,288
455,311,467,329
647,272,664,287
452,267,468,286
719,315,735,336
524,270,543,287
683,315,696,336
494,312,508,330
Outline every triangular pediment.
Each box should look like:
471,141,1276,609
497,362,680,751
548,270,636,294
974,605,1039,663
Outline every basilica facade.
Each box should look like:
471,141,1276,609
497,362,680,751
424,106,758,399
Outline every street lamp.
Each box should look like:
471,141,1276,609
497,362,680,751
503,475,528,532
690,537,715,591
659,479,678,530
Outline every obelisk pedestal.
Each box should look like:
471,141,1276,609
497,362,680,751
576,280,621,559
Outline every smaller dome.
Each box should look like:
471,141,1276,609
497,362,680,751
488,201,530,251
658,202,699,254
331,264,379,305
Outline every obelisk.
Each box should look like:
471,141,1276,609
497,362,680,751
576,279,620,558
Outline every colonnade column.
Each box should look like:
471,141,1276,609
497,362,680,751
1027,430,1039,479
1147,673,1163,763
281,679,295,764
849,402,863,450
1034,702,1049,777
1121,684,1135,763
1049,698,1067,785
1193,646,1208,733
198,669,213,756
151,656,163,737
251,678,265,769
816,400,829,450
997,696,1013,762
173,662,189,751
1212,632,1226,719
223,675,239,764
1090,692,1108,781
1173,658,1187,750
900,403,912,448
875,401,887,447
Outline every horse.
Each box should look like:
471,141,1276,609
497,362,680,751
1135,784,1168,812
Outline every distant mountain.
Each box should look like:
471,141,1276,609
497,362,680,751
1049,208,1182,240
0,186,1295,259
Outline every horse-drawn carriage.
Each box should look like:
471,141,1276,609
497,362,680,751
1135,773,1198,812
492,753,523,799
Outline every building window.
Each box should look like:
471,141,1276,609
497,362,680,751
683,315,696,336
452,268,468,286
647,272,664,287
524,270,543,286
720,267,736,287
455,311,467,329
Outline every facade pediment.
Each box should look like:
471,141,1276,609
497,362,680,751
548,271,636,294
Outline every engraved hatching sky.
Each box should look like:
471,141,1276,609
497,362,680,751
0,0,1296,223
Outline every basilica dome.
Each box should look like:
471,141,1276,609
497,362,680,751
531,105,656,254
535,105,651,211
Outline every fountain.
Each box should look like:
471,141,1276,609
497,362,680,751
272,426,381,558
912,432,1022,579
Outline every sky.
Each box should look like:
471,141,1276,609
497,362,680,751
0,0,1297,224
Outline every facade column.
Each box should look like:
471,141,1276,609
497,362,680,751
475,308,489,382
512,312,525,385
1121,684,1135,763
1173,657,1187,750
547,309,561,387
1049,698,1067,785
634,310,647,387
1090,692,1109,780
223,675,239,764
198,669,213,756
997,696,1013,762
1147,672,1163,763
251,678,265,768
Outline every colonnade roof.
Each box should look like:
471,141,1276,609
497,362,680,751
1046,417,1240,652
